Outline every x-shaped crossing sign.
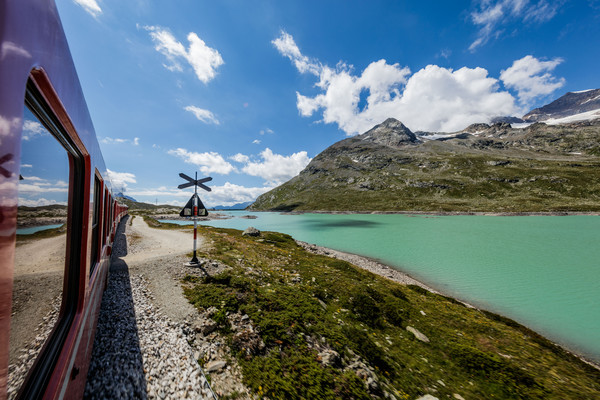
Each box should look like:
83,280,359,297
178,172,212,192
0,153,14,179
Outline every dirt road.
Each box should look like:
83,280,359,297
124,216,200,263
124,216,202,321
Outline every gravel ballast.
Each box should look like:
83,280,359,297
84,217,217,399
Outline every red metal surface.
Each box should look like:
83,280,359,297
0,0,128,398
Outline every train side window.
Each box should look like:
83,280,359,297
9,85,84,399
90,174,101,272
103,188,109,242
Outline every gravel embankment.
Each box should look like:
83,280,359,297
84,217,217,399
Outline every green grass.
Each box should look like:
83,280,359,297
142,215,190,230
181,226,600,399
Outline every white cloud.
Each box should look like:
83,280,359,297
241,148,311,186
127,186,188,198
500,55,565,103
20,164,32,168
0,116,20,143
145,26,224,83
184,106,220,125
168,148,236,175
275,31,523,133
204,182,272,207
101,137,139,146
127,182,271,208
21,176,46,183
259,128,274,135
272,31,320,76
18,182,68,194
106,169,137,191
73,0,102,17
1,41,31,60
22,120,47,141
18,197,67,207
469,0,559,51
252,139,261,144
229,153,250,163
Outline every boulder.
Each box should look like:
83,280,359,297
201,321,218,335
242,227,260,237
318,349,340,367
205,360,227,373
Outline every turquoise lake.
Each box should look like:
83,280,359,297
162,212,600,362
16,224,63,235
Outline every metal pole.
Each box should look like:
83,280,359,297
191,184,199,264
191,216,198,264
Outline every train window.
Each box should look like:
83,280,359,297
90,174,102,273
103,188,109,242
9,80,85,399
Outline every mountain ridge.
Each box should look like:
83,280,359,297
523,89,600,122
250,116,600,212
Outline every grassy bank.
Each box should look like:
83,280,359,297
160,218,600,400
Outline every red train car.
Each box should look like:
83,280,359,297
0,0,128,398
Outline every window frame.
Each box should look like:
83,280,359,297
16,77,86,400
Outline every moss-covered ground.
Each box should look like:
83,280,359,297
157,218,600,399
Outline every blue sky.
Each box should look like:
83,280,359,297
37,0,600,207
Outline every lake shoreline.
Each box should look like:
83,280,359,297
278,210,600,216
158,213,600,368
297,238,600,371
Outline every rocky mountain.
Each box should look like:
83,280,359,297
357,118,420,146
523,89,600,122
250,117,600,213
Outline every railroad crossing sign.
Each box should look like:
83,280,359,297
178,172,212,266
178,173,212,192
180,193,208,217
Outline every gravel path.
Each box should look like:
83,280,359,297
84,217,217,399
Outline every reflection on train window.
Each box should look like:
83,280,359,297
91,174,101,272
8,105,70,398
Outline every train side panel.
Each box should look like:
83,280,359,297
0,0,127,398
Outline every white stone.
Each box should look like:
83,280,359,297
407,326,430,343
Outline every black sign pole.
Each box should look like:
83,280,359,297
178,172,212,266
191,172,199,264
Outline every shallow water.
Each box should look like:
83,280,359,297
16,224,63,235
163,212,600,362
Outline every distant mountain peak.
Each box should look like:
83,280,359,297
357,118,419,147
116,192,137,202
523,88,600,122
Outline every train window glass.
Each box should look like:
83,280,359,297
91,174,101,272
103,188,109,241
9,105,70,398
